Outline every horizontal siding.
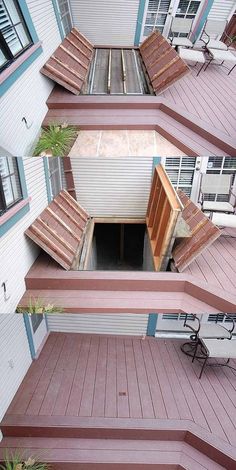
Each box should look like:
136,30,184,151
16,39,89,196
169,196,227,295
47,314,149,336
0,315,31,422
208,0,236,21
0,0,61,156
70,0,140,45
71,156,153,217
0,158,48,313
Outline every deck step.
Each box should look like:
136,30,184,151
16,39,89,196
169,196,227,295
0,437,226,470
17,288,219,314
43,107,230,156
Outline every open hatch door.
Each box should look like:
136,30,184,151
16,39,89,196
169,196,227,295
25,190,90,270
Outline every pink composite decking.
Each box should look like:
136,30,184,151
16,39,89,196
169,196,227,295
3,333,236,446
162,60,236,138
183,228,236,295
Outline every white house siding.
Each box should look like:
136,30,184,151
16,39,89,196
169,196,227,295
71,156,153,217
0,0,61,156
70,0,140,46
0,157,48,313
47,313,149,336
0,315,31,426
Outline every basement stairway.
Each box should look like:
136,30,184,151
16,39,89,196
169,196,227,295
0,417,235,469
43,94,236,156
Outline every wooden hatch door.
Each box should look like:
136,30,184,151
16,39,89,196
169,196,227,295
25,190,90,270
146,164,183,271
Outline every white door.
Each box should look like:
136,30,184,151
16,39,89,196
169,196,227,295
141,0,203,41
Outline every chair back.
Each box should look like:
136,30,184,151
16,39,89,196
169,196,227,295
203,19,227,37
170,17,193,34
201,174,232,195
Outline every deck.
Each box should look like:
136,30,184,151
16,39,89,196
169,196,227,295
43,59,236,156
1,333,236,469
18,228,236,314
183,228,236,293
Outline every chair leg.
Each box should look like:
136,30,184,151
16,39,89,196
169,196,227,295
199,355,208,379
192,340,199,363
228,63,236,75
204,58,212,71
196,61,206,76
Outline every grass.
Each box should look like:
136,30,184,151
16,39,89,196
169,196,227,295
0,452,49,470
16,297,63,314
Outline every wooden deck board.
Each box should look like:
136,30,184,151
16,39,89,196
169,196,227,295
5,333,236,454
162,63,236,138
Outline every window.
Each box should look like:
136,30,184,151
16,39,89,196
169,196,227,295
48,157,63,199
144,0,172,36
31,314,43,333
57,0,72,36
206,156,236,202
0,0,33,72
164,157,196,197
0,156,23,215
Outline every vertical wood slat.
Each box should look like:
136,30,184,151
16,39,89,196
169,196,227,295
146,164,182,271
140,30,190,95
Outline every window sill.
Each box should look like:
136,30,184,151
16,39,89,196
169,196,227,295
0,197,31,237
0,42,43,96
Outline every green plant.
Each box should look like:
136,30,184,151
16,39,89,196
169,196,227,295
16,297,63,314
33,123,77,156
0,452,49,470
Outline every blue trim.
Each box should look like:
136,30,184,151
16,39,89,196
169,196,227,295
192,0,214,43
0,157,30,237
44,314,49,331
17,157,28,199
18,0,39,43
152,157,161,174
23,314,36,359
146,314,158,336
134,0,146,46
51,0,65,40
0,203,30,237
43,158,53,203
0,45,43,97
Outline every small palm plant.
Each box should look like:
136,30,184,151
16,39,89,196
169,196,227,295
33,123,77,156
0,453,49,470
16,297,63,314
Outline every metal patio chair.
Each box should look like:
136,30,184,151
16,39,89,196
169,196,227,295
199,173,236,214
199,19,231,51
181,313,235,361
169,17,194,48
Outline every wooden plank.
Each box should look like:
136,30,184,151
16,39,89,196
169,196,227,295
29,224,72,265
53,199,84,232
65,36,91,62
44,63,82,91
37,218,75,255
71,28,94,52
46,207,81,242
59,45,87,70
51,56,84,82
60,190,89,222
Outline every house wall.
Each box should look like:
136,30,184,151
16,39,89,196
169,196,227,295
69,0,140,46
0,1,61,156
0,315,31,426
0,158,48,313
47,313,149,335
70,156,153,217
